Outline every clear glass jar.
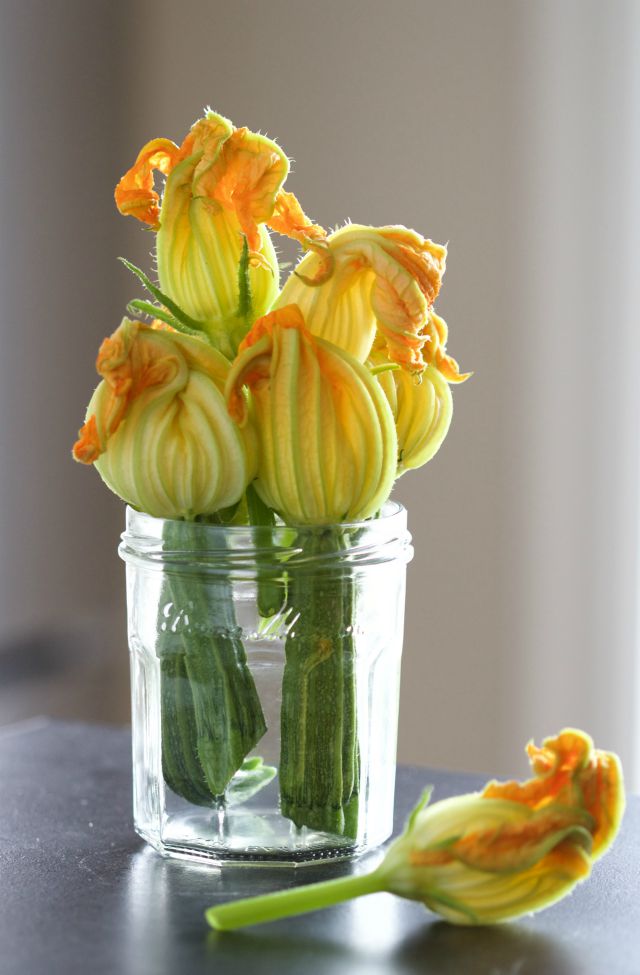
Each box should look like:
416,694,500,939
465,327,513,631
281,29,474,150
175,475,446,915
120,502,413,866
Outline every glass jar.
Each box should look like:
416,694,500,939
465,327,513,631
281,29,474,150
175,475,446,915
120,502,413,866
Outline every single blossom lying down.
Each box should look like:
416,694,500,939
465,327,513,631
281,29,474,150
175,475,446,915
205,729,624,929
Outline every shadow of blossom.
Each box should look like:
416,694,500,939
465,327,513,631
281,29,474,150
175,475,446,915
119,847,578,975
392,920,577,975
204,914,579,975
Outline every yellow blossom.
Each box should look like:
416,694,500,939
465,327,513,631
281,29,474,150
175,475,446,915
73,319,255,518
206,728,625,930
374,351,453,473
225,304,397,525
276,224,468,379
378,728,625,924
115,110,324,356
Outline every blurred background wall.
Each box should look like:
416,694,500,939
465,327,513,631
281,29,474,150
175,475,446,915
1,0,638,785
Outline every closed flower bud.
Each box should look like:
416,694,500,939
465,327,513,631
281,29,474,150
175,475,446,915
73,319,256,519
276,224,468,379
374,352,453,474
226,305,397,526
115,111,324,356
378,728,625,924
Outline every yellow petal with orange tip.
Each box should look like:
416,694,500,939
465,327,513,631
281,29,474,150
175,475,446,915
275,224,462,376
267,189,332,277
373,350,453,473
226,304,397,526
203,728,623,931
423,311,472,383
157,114,285,346
72,318,256,519
114,111,300,351
482,728,625,859
73,415,101,465
268,190,328,249
114,138,181,228
377,728,624,925
207,126,290,253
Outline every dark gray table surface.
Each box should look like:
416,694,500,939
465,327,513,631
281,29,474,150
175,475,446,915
0,720,637,975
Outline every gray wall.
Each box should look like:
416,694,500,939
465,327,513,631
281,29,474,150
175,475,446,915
1,0,638,783
0,1,129,721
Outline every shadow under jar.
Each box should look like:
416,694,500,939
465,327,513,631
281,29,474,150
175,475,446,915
120,503,413,866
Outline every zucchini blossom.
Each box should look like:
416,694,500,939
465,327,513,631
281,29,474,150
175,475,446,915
226,304,397,525
276,224,468,379
374,352,453,473
206,729,625,929
115,110,324,357
73,319,255,518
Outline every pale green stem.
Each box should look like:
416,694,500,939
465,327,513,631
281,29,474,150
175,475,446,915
205,870,386,931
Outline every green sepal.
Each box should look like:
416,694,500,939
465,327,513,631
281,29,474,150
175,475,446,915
118,257,208,333
125,299,207,341
236,235,253,324
406,786,434,834
126,299,179,329
370,362,401,376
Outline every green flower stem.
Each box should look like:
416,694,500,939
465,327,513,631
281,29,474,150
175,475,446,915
158,519,267,802
206,870,385,930
246,485,284,618
279,528,360,837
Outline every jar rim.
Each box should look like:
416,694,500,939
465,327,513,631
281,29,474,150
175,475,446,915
119,500,413,572
124,498,406,535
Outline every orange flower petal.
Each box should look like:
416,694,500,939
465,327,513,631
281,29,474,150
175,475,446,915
383,230,447,305
229,306,309,422
72,415,102,464
268,190,327,248
482,728,625,859
210,127,290,251
114,138,181,228
451,806,593,873
267,190,332,281
239,303,308,353
420,312,471,383
276,225,467,379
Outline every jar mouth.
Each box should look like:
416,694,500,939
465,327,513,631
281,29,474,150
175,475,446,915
126,499,406,533
119,500,413,572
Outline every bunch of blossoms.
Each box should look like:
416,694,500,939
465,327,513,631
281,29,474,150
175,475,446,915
73,109,470,828
73,108,469,518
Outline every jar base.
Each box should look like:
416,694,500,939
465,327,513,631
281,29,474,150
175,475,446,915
142,835,367,867
134,804,386,867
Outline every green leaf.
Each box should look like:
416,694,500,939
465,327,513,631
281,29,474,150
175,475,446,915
225,756,277,806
